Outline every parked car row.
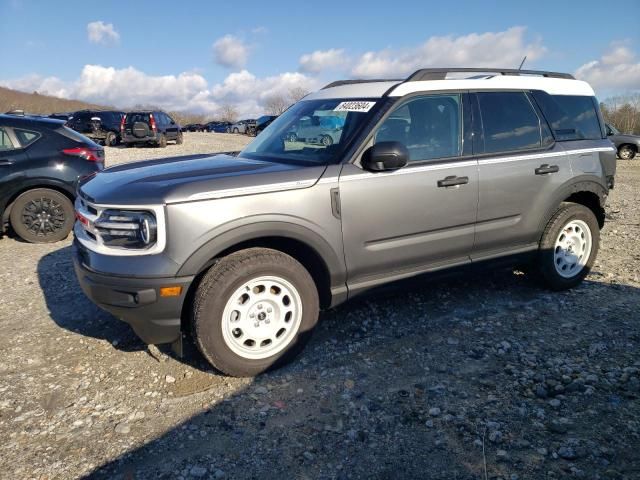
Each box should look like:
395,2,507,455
4,109,184,149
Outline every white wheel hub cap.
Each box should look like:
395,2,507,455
221,275,303,360
553,219,592,278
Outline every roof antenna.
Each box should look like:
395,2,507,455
518,56,527,70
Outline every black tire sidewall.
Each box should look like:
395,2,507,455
105,132,116,147
619,146,634,160
10,189,74,243
193,249,319,377
538,203,600,290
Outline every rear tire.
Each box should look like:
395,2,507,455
104,131,117,147
233,128,239,134
536,203,599,290
176,132,183,145
193,248,319,377
9,188,74,243
157,134,167,148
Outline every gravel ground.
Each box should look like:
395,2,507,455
0,151,638,479
105,132,251,166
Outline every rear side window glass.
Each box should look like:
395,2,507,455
477,92,542,153
0,128,15,150
531,92,602,141
374,94,462,163
14,129,40,147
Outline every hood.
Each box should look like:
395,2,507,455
79,154,326,205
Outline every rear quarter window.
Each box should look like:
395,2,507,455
14,129,41,147
531,92,603,141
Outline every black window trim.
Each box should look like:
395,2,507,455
471,90,555,159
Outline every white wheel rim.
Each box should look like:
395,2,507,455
553,219,592,278
221,275,303,360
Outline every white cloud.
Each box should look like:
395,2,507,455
299,48,347,73
87,21,120,45
212,35,249,68
0,65,317,118
575,43,640,93
351,27,545,78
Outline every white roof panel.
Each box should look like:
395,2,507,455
305,76,595,101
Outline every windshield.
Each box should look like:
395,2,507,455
240,98,379,165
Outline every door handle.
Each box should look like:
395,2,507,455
437,175,469,188
0,159,14,166
535,164,559,175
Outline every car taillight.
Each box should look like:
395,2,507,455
120,115,126,133
63,147,103,162
149,114,157,132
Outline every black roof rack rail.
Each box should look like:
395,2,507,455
321,79,401,90
406,68,574,81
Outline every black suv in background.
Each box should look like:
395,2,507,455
121,111,182,148
67,110,125,147
0,114,104,243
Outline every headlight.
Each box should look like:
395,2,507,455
94,209,157,249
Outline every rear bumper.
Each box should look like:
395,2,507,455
121,133,159,143
72,243,193,344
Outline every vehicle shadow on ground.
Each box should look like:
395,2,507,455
36,245,640,479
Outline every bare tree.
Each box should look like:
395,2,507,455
288,86,310,103
263,94,290,116
219,104,238,123
602,94,640,135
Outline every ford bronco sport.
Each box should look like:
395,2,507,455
73,68,616,377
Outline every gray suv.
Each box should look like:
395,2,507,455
73,68,616,377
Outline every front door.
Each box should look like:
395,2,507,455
339,93,479,291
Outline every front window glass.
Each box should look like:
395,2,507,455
374,94,462,162
241,99,377,165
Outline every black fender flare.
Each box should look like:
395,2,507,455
537,177,608,234
176,220,347,290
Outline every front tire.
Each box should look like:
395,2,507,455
537,203,599,290
176,132,183,145
9,188,74,243
193,248,319,377
618,145,636,160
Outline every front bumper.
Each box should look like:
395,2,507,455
73,242,194,344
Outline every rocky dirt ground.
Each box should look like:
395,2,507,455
0,146,638,479
104,132,251,165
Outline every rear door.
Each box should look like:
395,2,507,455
339,93,479,290
471,91,573,258
164,113,179,139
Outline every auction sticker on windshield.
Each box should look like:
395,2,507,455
334,101,376,113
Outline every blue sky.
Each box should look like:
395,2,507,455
1,0,638,116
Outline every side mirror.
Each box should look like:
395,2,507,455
361,141,409,172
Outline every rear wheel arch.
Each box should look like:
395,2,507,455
538,180,607,235
2,182,75,227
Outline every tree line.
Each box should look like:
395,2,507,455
600,94,640,135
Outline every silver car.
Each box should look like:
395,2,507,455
73,68,616,376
